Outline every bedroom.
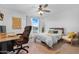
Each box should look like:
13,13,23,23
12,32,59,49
0,4,79,54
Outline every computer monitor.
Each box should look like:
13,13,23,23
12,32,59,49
0,26,6,33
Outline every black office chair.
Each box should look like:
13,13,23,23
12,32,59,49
14,26,32,54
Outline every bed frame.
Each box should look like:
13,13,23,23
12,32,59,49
49,28,64,34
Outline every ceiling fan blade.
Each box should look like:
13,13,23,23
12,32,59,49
43,10,50,12
44,4,48,8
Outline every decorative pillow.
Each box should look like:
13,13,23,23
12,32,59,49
67,32,76,38
48,29,54,34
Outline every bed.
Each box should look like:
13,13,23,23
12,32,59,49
33,28,64,48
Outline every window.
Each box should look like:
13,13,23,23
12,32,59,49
31,17,39,26
31,17,40,33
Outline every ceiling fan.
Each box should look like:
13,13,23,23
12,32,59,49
37,4,50,15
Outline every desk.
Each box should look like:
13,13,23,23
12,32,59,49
0,35,19,53
0,36,19,42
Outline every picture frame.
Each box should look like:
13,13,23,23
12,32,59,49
12,16,21,29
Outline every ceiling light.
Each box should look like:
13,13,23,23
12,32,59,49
38,11,44,15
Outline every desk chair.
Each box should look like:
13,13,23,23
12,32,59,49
14,26,32,54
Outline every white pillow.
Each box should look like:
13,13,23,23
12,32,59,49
48,29,54,34
57,30,63,35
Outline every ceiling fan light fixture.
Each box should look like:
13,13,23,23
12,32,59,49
38,10,44,15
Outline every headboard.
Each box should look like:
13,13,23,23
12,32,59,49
49,28,64,34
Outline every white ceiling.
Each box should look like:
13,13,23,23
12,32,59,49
0,4,79,16
0,4,39,15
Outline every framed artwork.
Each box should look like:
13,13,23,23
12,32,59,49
12,17,21,29
0,12,4,21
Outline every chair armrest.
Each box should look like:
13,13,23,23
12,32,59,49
15,35,23,43
16,33,23,35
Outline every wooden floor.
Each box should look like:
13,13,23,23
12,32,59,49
14,39,79,54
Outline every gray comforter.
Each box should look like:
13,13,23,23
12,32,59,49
33,33,62,48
